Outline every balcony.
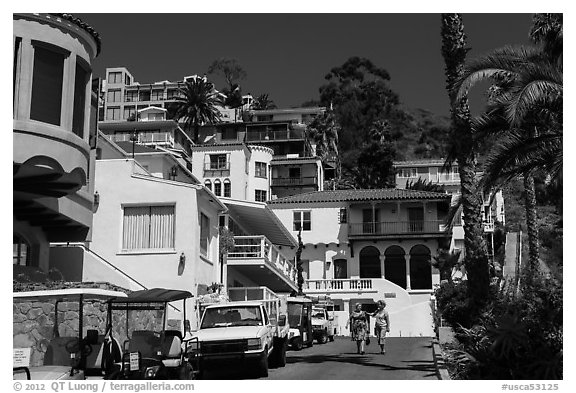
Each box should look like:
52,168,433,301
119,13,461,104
245,129,305,142
110,132,173,146
348,220,447,238
271,176,318,187
203,162,230,176
304,279,375,293
227,235,297,292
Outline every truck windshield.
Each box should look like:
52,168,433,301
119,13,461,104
312,309,325,319
201,306,263,328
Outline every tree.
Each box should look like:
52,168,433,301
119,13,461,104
295,229,304,295
433,249,462,283
453,13,562,279
441,13,490,307
308,110,341,180
251,93,277,110
405,178,447,193
168,77,223,144
318,56,408,170
207,58,247,92
352,120,396,189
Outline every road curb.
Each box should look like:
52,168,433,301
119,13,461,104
431,339,451,380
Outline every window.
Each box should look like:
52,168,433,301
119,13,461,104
333,259,347,279
398,168,417,178
255,162,267,178
106,107,121,120
122,205,175,250
139,90,151,102
222,127,237,140
124,106,136,120
224,179,231,197
14,37,22,106
214,179,222,196
200,213,210,256
125,73,131,85
209,154,228,170
107,89,121,103
293,211,311,231
125,90,138,102
108,71,122,84
255,190,267,202
338,208,348,224
30,44,66,125
13,234,30,266
151,90,164,101
204,180,212,192
289,167,301,179
72,59,90,138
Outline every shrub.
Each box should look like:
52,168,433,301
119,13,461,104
435,281,476,328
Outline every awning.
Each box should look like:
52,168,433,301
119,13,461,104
111,288,193,304
222,198,297,247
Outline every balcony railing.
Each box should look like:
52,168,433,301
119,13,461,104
348,220,446,236
109,132,173,145
245,129,305,142
203,162,230,175
271,176,317,187
304,279,374,292
227,236,296,283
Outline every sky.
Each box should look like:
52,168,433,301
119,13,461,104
75,13,534,117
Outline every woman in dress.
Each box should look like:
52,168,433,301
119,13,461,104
346,303,370,354
371,300,390,354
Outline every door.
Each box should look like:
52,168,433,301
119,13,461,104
408,207,424,232
362,208,380,234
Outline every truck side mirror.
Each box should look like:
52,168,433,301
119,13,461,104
278,315,287,326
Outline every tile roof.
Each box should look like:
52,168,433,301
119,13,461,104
267,189,451,205
52,14,102,55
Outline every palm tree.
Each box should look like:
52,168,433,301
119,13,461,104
308,110,341,181
251,94,277,110
440,13,491,305
169,77,224,144
453,14,562,278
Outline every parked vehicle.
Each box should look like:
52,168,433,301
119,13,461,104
286,297,314,350
192,296,289,378
311,297,337,343
13,288,127,380
108,288,198,380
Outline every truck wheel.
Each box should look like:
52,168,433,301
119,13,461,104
256,348,268,378
318,332,328,344
292,337,303,351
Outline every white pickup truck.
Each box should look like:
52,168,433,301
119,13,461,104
312,306,336,344
190,300,289,378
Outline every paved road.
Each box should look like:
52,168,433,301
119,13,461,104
203,336,439,380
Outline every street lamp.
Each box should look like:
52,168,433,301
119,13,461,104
130,130,138,159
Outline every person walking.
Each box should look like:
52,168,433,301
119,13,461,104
346,303,370,355
371,300,390,354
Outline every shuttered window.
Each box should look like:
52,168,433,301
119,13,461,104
122,206,175,250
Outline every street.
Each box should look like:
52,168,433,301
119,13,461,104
202,336,439,380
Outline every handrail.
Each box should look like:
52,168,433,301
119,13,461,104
271,176,317,186
348,220,445,235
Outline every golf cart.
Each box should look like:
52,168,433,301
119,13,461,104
13,288,127,380
286,297,314,350
108,288,199,380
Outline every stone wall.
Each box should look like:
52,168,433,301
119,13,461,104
13,299,181,367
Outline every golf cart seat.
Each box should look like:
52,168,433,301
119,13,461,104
159,330,183,367
84,331,122,376
127,330,161,358
44,337,78,366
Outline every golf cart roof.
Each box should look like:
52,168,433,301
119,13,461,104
111,288,193,303
13,288,128,302
287,296,313,304
205,301,264,309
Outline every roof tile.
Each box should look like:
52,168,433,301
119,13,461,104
267,188,451,204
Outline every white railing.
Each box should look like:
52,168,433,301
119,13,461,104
227,236,296,283
304,279,374,292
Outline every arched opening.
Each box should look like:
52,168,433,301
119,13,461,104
223,179,231,198
213,179,221,196
359,246,381,278
13,233,31,266
204,180,212,192
384,246,406,288
410,245,432,289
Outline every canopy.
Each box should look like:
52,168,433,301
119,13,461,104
111,288,192,304
13,288,127,302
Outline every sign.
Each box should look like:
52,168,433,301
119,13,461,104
129,352,140,371
384,292,396,298
13,348,31,368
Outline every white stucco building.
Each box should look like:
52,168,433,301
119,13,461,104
268,188,453,337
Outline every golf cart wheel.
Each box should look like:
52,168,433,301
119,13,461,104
180,363,195,380
329,335,335,342
307,338,314,348
276,339,287,367
318,332,328,344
